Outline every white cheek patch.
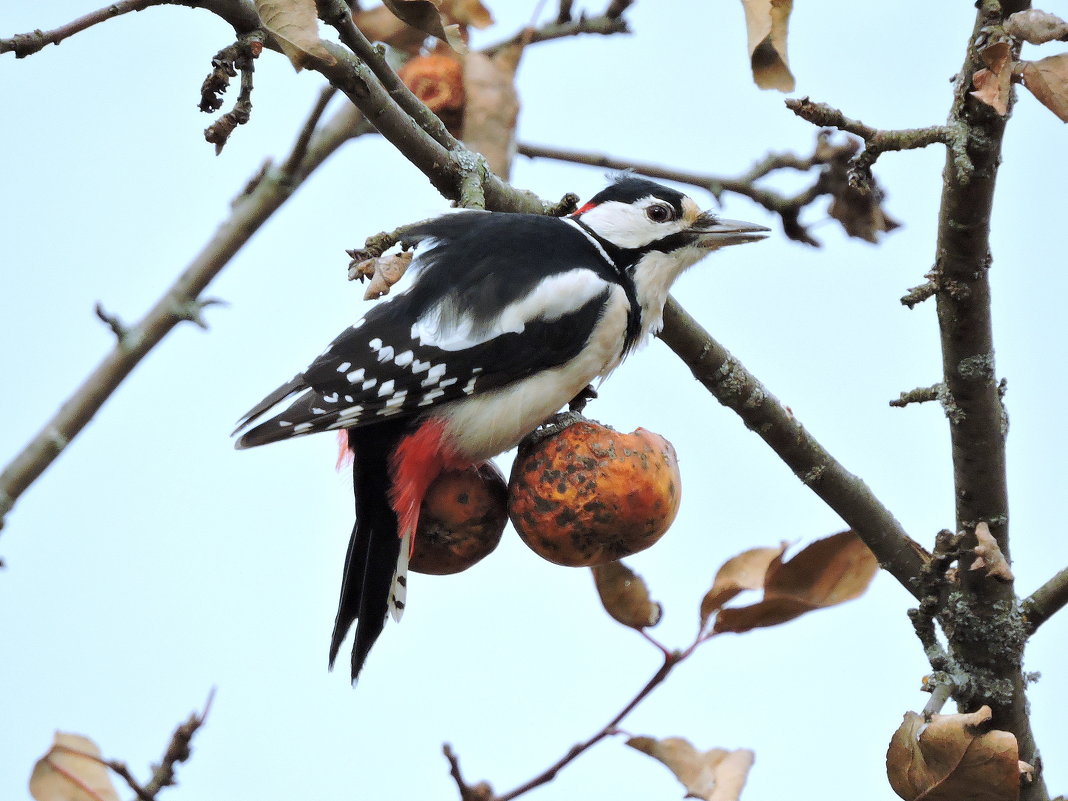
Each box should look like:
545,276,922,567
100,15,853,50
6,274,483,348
579,198,686,248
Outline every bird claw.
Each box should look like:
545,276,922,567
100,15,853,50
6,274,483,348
518,410,589,452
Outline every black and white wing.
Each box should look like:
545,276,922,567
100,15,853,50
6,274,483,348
233,212,626,449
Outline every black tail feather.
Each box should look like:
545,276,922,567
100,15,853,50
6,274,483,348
232,374,305,438
328,422,407,684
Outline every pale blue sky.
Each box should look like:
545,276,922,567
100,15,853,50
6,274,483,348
2,2,1065,800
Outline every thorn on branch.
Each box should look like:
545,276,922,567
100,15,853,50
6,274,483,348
173,298,228,330
201,32,265,155
556,0,574,24
889,384,942,408
94,302,129,342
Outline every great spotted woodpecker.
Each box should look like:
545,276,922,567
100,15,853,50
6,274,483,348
234,176,768,683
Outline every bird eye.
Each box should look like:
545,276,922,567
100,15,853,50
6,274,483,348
646,203,675,223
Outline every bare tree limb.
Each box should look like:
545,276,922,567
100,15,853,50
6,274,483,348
0,0,262,57
0,100,372,529
1022,566,1068,634
657,298,928,598
0,0,159,57
519,136,860,246
482,12,628,56
785,97,968,176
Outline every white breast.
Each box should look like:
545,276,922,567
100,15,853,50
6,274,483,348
436,285,632,461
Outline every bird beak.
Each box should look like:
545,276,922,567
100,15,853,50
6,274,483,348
689,212,771,249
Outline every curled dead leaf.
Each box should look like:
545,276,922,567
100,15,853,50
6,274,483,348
827,180,901,243
351,251,413,300
1021,53,1068,122
970,42,1013,116
886,707,1023,801
1006,9,1068,45
626,735,754,801
255,0,337,71
699,543,787,630
970,522,1014,582
461,47,521,179
29,732,120,801
712,531,879,635
592,560,662,629
740,0,795,92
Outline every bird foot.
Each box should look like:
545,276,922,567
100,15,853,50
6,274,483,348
567,384,598,413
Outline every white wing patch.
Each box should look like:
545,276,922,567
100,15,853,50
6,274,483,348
411,268,610,351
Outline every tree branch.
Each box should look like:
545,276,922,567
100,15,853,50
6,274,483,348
493,652,682,801
657,298,928,598
0,99,371,529
519,136,860,246
0,0,159,57
785,97,968,176
481,12,629,56
1022,566,1068,635
0,0,262,57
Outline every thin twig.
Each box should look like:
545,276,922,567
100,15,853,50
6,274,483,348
1,0,263,57
889,385,942,408
283,85,338,176
0,101,372,529
142,689,216,797
494,652,682,801
482,13,629,55
0,0,159,57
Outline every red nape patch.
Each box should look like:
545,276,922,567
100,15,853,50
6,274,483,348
335,430,354,472
389,420,466,547
571,201,597,217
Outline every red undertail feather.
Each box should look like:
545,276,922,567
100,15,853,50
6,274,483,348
389,419,464,552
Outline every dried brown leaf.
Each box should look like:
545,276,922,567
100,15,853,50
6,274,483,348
970,42,1013,115
461,46,521,179
1021,53,1068,122
29,733,120,801
381,0,468,53
699,544,787,628
441,0,493,28
740,0,794,91
970,522,1014,582
354,252,413,300
1006,9,1068,45
626,736,754,801
713,531,878,634
255,0,337,70
827,182,901,243
354,5,428,52
886,707,1023,801
592,560,661,629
